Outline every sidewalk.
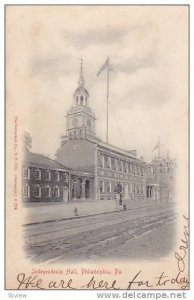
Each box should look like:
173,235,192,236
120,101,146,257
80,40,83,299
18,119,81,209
23,198,172,225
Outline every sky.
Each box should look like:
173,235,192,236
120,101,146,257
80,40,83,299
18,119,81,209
6,5,188,162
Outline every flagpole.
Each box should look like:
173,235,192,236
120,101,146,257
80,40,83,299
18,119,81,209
106,57,109,144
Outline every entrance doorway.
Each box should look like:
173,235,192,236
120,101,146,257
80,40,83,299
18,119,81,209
85,180,90,199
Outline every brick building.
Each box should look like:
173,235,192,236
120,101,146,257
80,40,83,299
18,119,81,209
146,155,176,202
22,151,94,203
56,60,146,202
23,60,175,204
22,152,70,203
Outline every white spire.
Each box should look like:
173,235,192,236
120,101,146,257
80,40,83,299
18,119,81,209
78,56,84,87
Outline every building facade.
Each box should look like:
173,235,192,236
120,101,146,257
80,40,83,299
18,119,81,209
22,60,175,204
22,151,93,203
56,60,147,202
22,152,70,203
146,155,176,202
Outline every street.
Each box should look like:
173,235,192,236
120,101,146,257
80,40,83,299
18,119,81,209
23,204,176,263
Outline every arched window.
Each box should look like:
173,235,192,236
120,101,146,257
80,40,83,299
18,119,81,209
80,95,83,105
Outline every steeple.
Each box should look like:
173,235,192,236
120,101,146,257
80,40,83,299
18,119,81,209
78,56,85,87
61,58,97,146
73,56,89,107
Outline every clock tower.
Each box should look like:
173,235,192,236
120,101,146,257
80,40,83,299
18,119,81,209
65,58,96,141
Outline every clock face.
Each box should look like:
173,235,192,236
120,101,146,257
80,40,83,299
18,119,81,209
87,119,91,128
72,118,78,127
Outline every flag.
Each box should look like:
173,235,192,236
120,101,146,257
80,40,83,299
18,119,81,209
97,57,109,76
152,139,160,152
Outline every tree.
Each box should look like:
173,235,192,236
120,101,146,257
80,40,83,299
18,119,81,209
114,183,123,194
23,131,32,152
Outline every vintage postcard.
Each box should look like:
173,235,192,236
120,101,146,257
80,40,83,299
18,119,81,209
5,5,189,290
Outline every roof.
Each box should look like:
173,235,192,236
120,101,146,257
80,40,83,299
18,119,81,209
85,136,142,162
74,86,89,96
23,151,71,171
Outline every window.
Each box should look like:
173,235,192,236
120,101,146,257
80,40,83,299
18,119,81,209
80,129,83,138
54,171,60,181
137,185,140,194
45,186,51,198
63,173,68,182
141,185,144,194
104,155,110,169
99,153,103,167
119,160,122,172
107,181,111,193
136,165,139,175
23,185,30,198
133,164,136,175
99,181,104,193
107,156,111,169
45,170,51,181
114,158,118,170
34,185,41,198
124,162,128,173
111,157,116,170
54,186,60,198
35,169,41,180
130,183,133,193
76,96,78,105
151,166,154,174
23,167,30,179
80,95,83,104
133,183,136,194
